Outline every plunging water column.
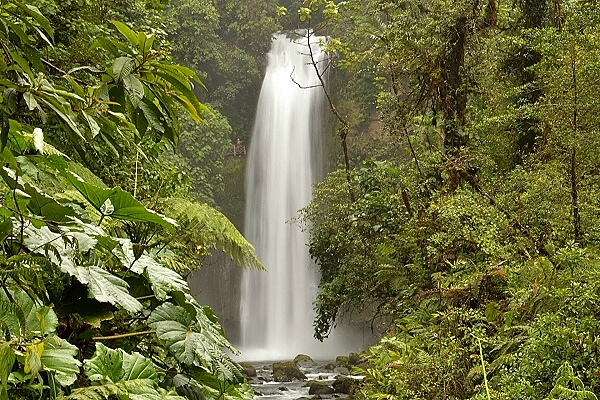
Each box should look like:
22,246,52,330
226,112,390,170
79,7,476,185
239,32,346,360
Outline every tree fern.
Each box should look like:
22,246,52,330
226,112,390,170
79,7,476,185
159,198,264,270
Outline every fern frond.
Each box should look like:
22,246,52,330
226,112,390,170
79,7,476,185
0,299,26,338
160,198,264,270
0,254,49,301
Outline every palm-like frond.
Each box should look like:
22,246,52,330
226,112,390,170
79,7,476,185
160,198,264,270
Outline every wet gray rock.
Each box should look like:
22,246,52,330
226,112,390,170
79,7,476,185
239,362,257,377
332,376,360,395
294,354,317,368
272,361,307,382
306,380,334,395
335,356,349,367
348,352,361,366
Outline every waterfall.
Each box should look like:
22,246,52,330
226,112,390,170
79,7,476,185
238,32,349,361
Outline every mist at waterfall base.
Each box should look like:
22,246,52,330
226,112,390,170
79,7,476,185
237,32,363,362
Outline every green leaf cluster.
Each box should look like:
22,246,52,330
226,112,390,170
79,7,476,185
297,0,600,397
0,2,259,400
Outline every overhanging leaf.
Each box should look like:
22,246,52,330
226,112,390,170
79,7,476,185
11,289,58,336
123,74,144,107
41,336,81,386
113,57,135,82
161,198,263,270
21,223,142,313
75,264,142,313
14,2,54,40
110,20,139,48
84,343,125,383
65,172,177,232
147,303,198,365
0,342,15,400
114,239,189,300
67,343,184,400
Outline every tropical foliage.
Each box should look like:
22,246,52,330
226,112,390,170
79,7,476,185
295,0,600,397
0,1,262,399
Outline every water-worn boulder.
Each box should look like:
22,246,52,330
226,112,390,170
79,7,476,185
294,354,316,368
332,376,360,394
335,356,349,367
272,361,307,382
348,352,361,366
239,362,257,377
306,380,334,395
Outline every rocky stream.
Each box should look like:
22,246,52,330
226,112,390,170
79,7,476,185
240,353,366,400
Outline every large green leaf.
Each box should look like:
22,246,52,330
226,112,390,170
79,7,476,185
147,303,198,365
23,182,76,223
0,166,75,223
188,367,252,400
123,74,144,107
0,342,15,400
113,57,135,82
110,20,139,48
11,289,58,336
41,336,81,386
66,172,177,232
38,96,85,139
74,264,142,313
13,2,53,39
21,224,142,313
67,343,185,400
148,300,242,381
114,239,189,300
0,299,26,338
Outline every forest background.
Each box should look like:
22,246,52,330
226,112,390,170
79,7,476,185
1,0,600,399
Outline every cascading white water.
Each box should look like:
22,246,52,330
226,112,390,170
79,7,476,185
239,32,350,361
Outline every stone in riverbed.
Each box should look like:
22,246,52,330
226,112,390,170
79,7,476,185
294,354,317,368
272,361,307,382
306,380,334,395
332,376,361,395
335,356,349,367
348,352,361,366
239,362,257,377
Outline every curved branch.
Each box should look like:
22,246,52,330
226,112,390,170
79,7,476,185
302,30,354,199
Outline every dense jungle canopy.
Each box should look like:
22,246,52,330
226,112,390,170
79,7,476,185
0,0,600,399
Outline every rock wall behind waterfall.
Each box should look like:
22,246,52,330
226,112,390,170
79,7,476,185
188,252,242,343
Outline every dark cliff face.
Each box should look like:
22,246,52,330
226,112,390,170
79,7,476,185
188,252,243,342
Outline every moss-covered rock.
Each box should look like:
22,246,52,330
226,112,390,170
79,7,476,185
239,362,257,377
272,361,307,382
335,355,349,367
332,376,360,394
306,380,334,395
294,354,316,368
348,352,361,366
